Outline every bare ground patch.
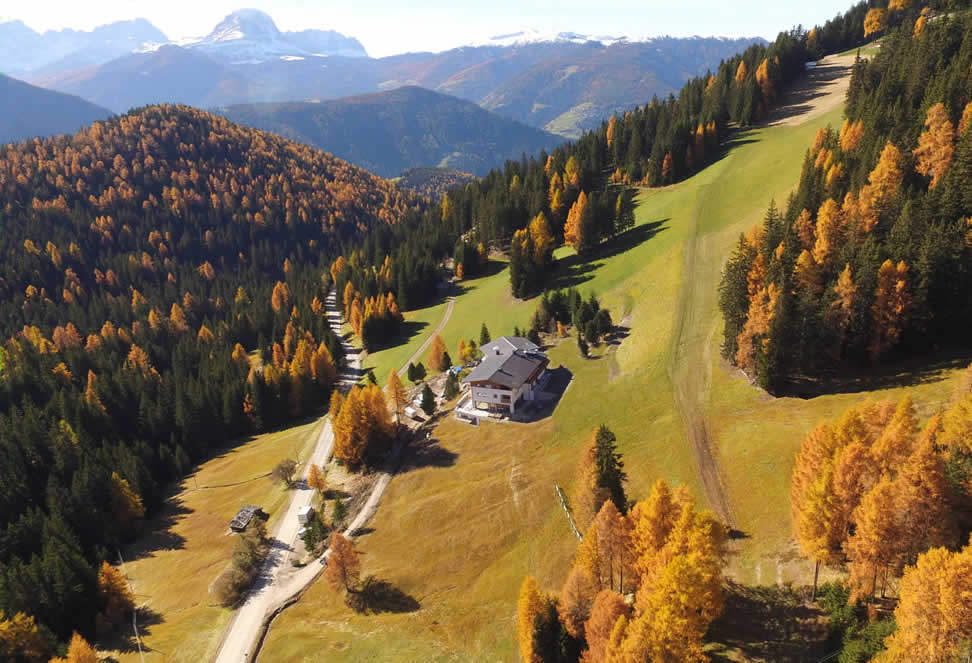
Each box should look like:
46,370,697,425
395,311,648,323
767,53,856,128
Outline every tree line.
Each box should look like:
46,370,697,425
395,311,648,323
719,9,971,392
337,1,905,308
790,365,972,660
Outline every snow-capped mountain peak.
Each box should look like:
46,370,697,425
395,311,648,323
205,9,281,43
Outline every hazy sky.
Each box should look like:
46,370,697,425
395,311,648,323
3,1,853,58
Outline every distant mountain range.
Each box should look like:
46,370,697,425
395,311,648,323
14,10,765,137
0,18,167,77
221,86,565,177
0,75,113,145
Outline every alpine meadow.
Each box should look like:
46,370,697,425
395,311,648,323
0,1,970,662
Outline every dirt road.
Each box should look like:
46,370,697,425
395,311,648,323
396,295,456,377
666,52,857,529
213,289,358,663
667,186,735,527
215,289,455,663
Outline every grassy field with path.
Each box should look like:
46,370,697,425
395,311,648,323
259,84,970,660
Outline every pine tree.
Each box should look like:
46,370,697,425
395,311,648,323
420,383,435,416
480,323,491,346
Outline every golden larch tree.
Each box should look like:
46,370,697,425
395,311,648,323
564,191,589,253
307,463,326,497
385,369,408,424
869,259,911,361
913,102,956,188
734,60,748,84
0,611,50,662
813,198,843,266
559,565,598,639
864,8,888,37
528,211,554,264
580,591,630,663
49,632,98,663
845,476,900,600
325,532,360,592
271,281,290,313
879,543,972,662
517,576,545,663
98,561,135,627
428,334,447,373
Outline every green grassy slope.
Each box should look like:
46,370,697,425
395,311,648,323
262,102,930,661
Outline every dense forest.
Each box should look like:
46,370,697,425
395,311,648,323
0,104,423,648
719,9,971,392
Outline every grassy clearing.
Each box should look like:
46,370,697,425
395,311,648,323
103,419,323,663
263,97,970,659
359,297,450,382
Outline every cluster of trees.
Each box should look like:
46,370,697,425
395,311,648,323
332,255,409,351
211,519,270,607
323,2,890,305
720,11,971,391
517,426,727,663
790,365,972,610
1,562,139,661
330,384,394,469
528,288,613,349
0,104,423,644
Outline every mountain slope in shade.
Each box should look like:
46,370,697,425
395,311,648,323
0,75,113,144
222,86,566,177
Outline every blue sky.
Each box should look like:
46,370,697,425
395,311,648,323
5,0,854,58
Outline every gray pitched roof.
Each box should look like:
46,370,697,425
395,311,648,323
463,348,547,388
479,336,539,357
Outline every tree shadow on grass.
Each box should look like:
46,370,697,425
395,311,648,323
398,433,458,473
98,605,164,655
707,581,829,663
778,348,972,399
345,575,420,614
548,220,669,291
125,498,190,562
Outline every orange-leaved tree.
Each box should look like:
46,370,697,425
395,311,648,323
325,532,361,593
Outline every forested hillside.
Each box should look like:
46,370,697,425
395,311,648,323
720,9,971,392
0,105,422,647
222,87,565,178
0,74,112,144
331,12,844,309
